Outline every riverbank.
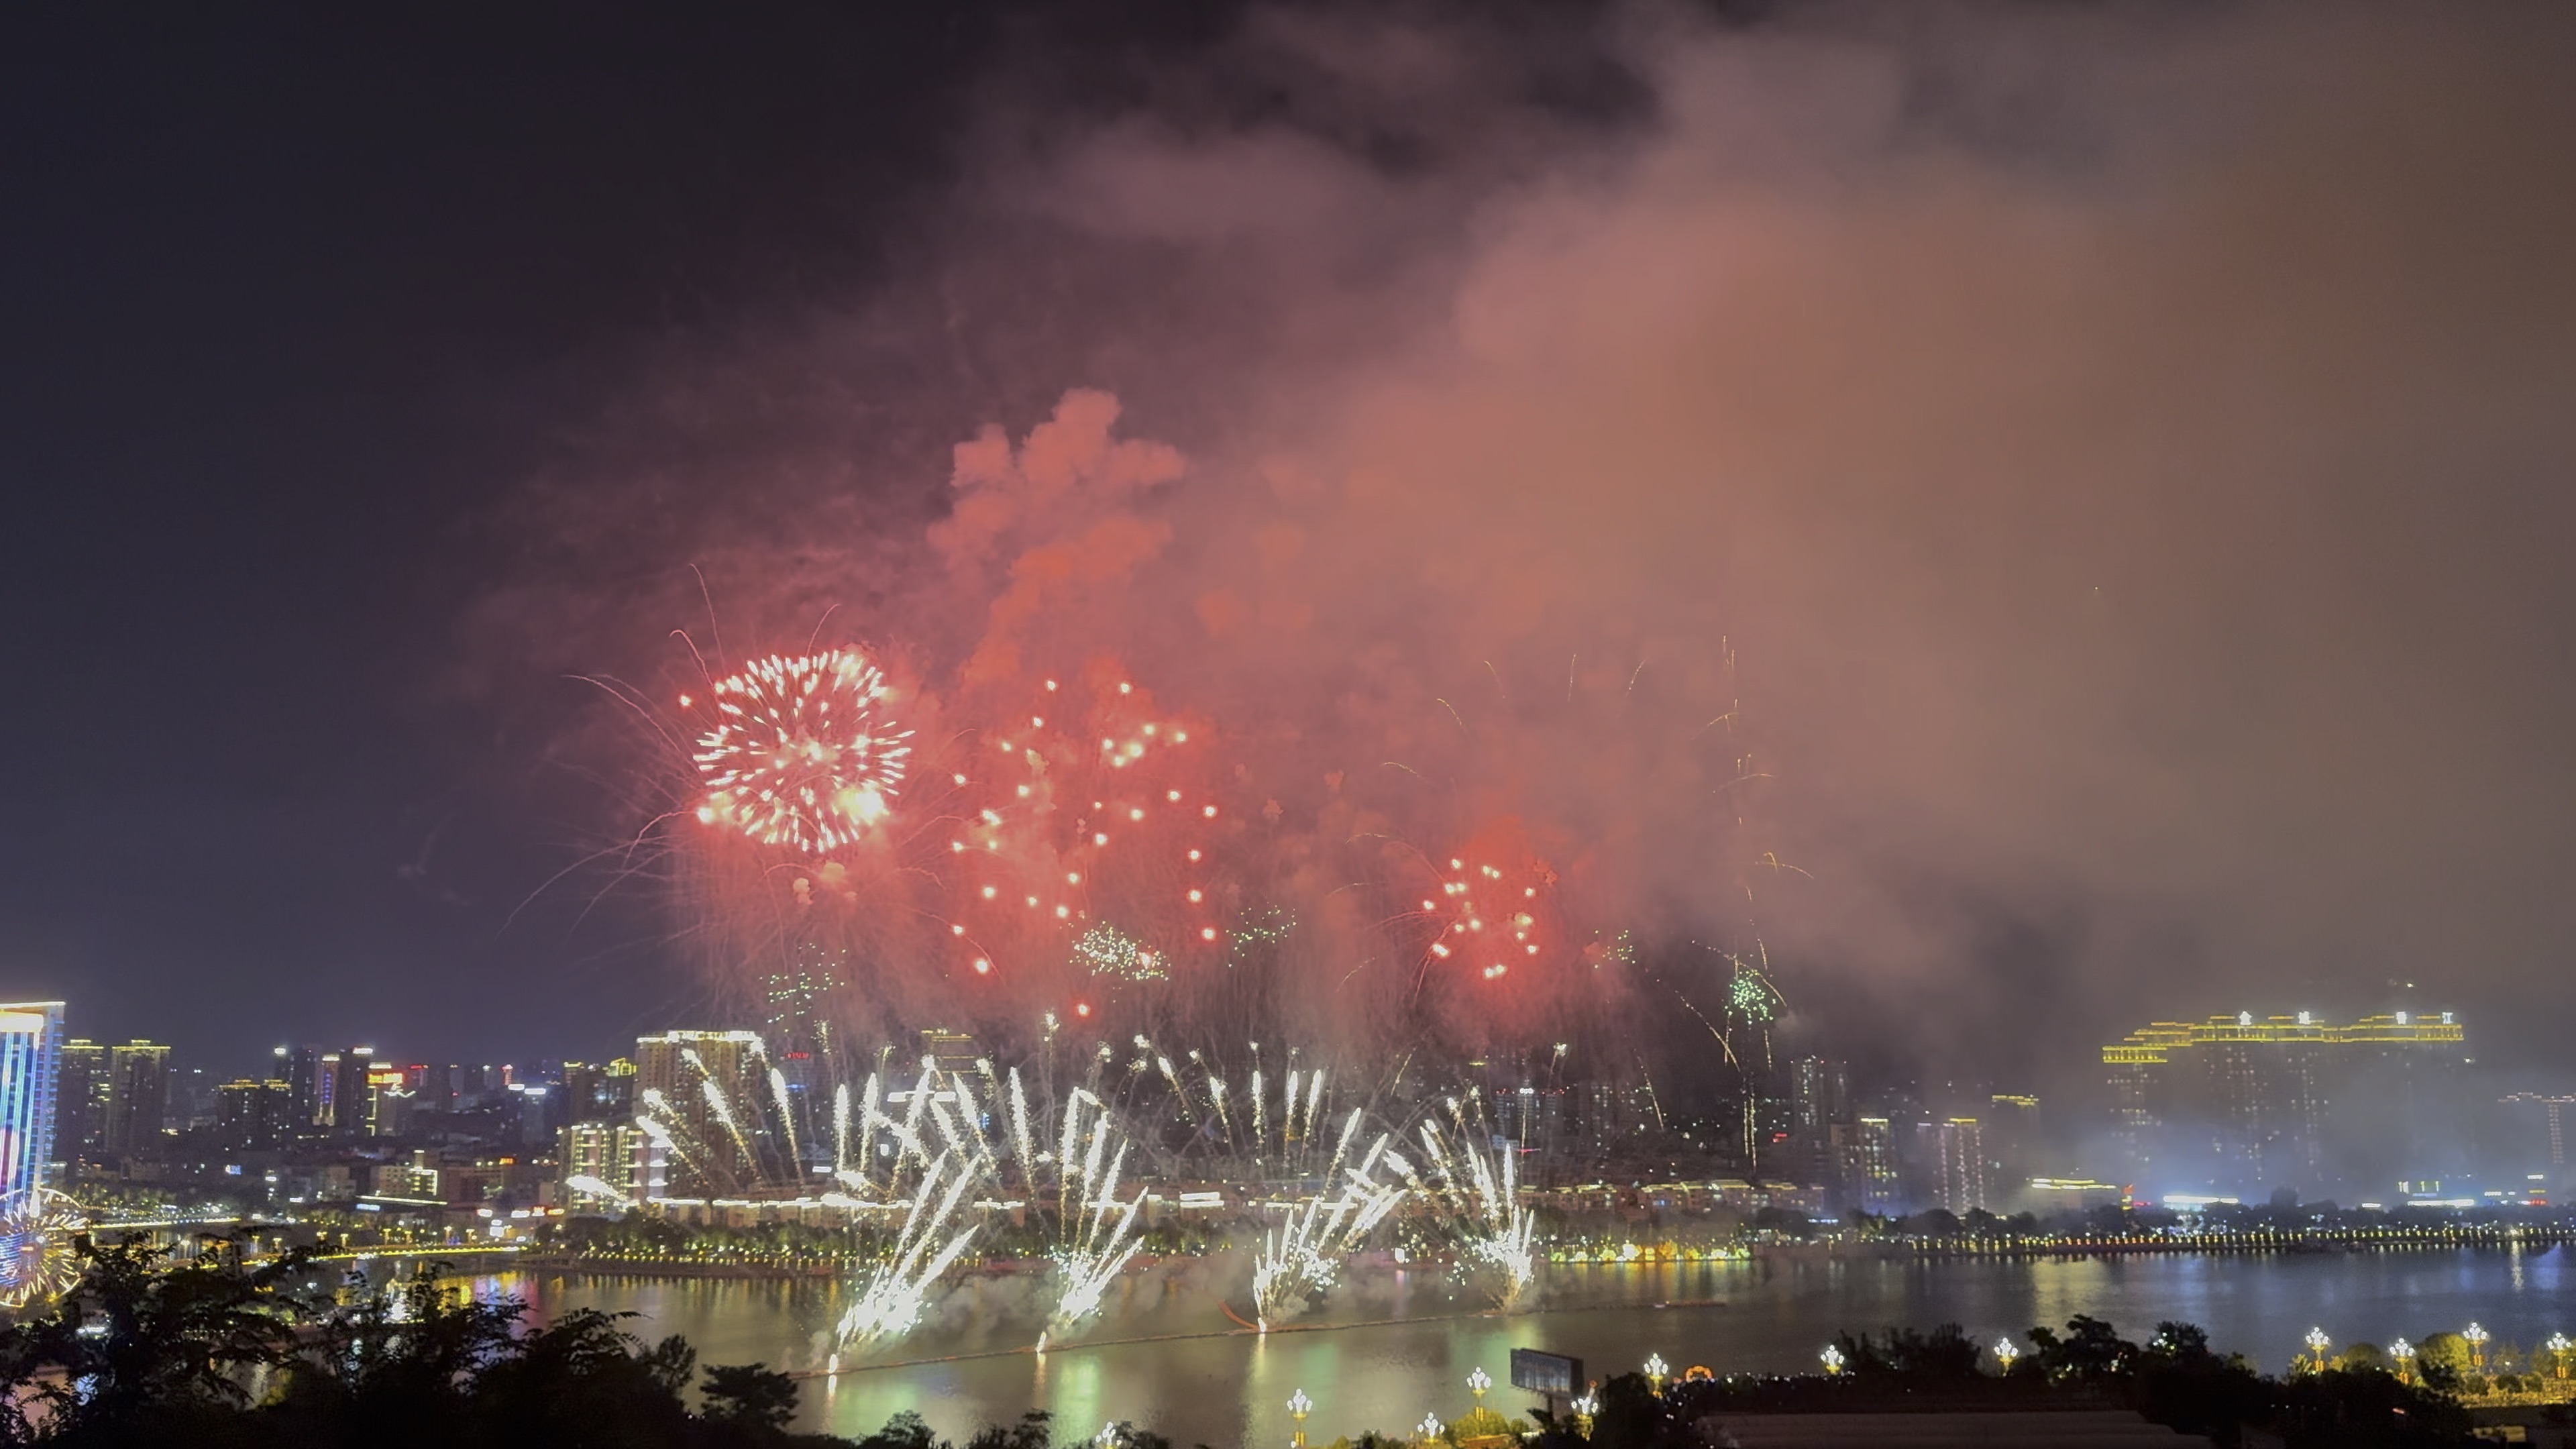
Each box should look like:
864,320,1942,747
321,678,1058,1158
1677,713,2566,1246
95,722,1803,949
513,1227,2569,1283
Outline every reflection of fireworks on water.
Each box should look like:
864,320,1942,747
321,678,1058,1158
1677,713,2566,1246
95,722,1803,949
0,1189,87,1309
688,648,913,856
1387,1118,1536,1311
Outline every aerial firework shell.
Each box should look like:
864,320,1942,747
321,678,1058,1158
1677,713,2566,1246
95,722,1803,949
928,663,1234,1017
689,648,914,855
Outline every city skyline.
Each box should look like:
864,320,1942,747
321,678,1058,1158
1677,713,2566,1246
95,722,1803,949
6,6,2575,1150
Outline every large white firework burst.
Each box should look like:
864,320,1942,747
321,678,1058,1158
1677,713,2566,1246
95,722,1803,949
690,648,914,855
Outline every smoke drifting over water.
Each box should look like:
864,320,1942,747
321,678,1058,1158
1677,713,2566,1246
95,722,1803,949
484,3,2576,1081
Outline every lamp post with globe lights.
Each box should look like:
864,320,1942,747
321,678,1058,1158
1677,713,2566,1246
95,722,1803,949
1994,1338,2020,1375
1821,1344,1846,1376
1645,1352,1669,1395
2549,1332,2573,1382
1415,1411,1444,1444
1468,1366,1491,1411
1572,1389,1600,1438
2391,1339,2415,1383
2467,1322,2490,1374
2304,1328,2331,1373
1287,1390,1313,1449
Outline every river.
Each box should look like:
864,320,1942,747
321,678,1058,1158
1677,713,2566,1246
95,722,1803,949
446,1246,2574,1444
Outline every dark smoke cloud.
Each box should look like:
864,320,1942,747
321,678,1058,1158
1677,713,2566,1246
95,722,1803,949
481,3,2576,1089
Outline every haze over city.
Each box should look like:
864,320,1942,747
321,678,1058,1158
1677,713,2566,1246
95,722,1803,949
3,5,2574,1444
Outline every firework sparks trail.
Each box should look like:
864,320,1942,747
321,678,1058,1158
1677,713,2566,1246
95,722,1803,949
0,1189,86,1309
688,647,913,856
987,1067,1147,1340
833,1152,981,1349
1248,1110,1406,1330
1388,1121,1536,1311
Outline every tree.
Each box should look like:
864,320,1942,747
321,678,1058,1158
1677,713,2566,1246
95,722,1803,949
2027,1316,2138,1381
853,1411,942,1449
7,1235,316,1440
2412,1332,2471,1390
700,1363,800,1436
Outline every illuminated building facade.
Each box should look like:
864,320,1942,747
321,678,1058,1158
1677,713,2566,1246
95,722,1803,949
216,1079,295,1150
0,1004,62,1202
560,1121,656,1208
2104,1011,2469,1198
1790,1057,1852,1188
1833,1116,1898,1214
763,942,848,1058
1928,1117,1989,1215
103,1038,170,1160
635,1030,762,1197
55,1038,107,1165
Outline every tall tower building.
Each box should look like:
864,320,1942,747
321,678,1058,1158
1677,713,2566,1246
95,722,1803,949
0,1004,65,1201
277,1045,321,1126
634,1030,763,1197
1931,1118,1990,1215
55,1038,107,1162
103,1039,171,1161
1790,1057,1851,1188
216,1079,294,1150
1833,1116,1898,1215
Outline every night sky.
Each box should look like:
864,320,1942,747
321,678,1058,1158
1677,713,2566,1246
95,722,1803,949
3,4,1017,1065
6,3,2573,1094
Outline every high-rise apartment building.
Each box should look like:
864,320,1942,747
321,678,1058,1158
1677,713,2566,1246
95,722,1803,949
1833,1116,1898,1215
313,1046,375,1130
560,1121,656,1208
216,1079,295,1150
276,1046,321,1125
764,942,849,1057
55,1038,107,1162
635,1030,762,1197
1790,1057,1852,1189
1927,1117,1989,1216
2104,1011,2469,1198
103,1039,170,1160
0,1004,64,1201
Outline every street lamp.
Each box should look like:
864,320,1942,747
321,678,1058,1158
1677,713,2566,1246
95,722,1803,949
1415,1411,1445,1444
2392,1339,2415,1383
1644,1352,1669,1393
2549,1332,2572,1381
1287,1389,1312,1449
1467,1366,1491,1409
2304,1328,2331,1373
1994,1338,2019,1374
1572,1389,1600,1438
1821,1344,1846,1376
2466,1322,2490,1373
